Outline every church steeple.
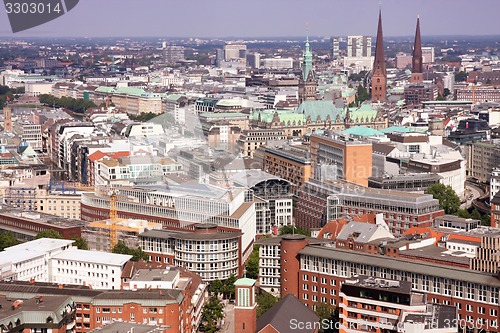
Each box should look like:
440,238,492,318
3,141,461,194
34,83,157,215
299,32,318,103
371,9,387,101
303,35,313,81
410,16,424,83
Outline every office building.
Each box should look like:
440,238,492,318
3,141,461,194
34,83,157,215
163,44,185,64
347,35,371,57
224,44,247,61
331,36,340,59
310,133,373,186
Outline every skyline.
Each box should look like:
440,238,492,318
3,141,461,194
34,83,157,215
0,0,499,38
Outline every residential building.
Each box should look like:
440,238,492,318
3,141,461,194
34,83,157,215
339,275,456,333
466,141,500,183
0,296,76,333
279,236,500,331
139,224,242,281
224,44,247,61
237,129,286,158
50,249,131,290
347,35,371,57
263,144,312,192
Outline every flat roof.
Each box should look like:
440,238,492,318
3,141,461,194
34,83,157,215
131,268,179,282
299,245,500,287
140,229,241,241
51,249,131,266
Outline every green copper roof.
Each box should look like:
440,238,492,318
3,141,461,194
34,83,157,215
295,100,345,123
234,278,256,286
381,126,423,134
343,126,384,137
165,94,184,101
303,36,313,81
347,103,378,122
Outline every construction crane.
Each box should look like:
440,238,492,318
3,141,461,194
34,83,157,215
109,189,118,251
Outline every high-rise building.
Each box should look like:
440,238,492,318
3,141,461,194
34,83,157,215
331,36,340,59
371,10,387,101
410,16,424,84
347,35,372,57
163,45,185,64
246,52,261,68
224,44,247,61
422,46,435,63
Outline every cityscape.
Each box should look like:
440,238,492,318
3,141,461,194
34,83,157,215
1,1,500,333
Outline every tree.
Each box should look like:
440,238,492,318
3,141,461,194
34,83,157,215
221,275,237,300
314,303,338,333
209,279,224,296
457,209,470,218
481,214,491,226
112,240,149,261
355,84,370,105
470,208,482,220
245,245,259,279
256,291,277,317
71,237,89,250
279,225,310,237
455,71,468,83
428,184,461,215
200,296,224,333
35,230,62,239
0,231,19,250
443,88,451,97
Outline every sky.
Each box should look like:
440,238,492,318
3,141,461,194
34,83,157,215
1,0,500,38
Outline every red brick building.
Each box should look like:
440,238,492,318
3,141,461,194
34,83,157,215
280,237,500,332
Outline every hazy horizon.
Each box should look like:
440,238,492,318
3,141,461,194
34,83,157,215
0,0,499,39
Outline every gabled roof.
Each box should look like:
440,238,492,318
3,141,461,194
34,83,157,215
256,294,319,333
294,100,345,123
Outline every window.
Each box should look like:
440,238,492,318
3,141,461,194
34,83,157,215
466,304,473,312
491,309,498,317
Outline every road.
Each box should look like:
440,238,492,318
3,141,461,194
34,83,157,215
220,303,234,333
461,182,484,210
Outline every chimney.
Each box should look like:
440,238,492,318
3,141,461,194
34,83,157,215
29,278,35,285
58,284,63,289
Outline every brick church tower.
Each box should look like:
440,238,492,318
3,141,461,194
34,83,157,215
234,277,257,333
371,10,387,102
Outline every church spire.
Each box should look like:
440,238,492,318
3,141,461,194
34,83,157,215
371,9,387,101
409,15,424,83
303,35,313,81
412,15,423,74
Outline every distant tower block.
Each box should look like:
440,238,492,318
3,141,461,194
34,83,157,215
410,16,424,84
3,106,12,132
234,277,257,333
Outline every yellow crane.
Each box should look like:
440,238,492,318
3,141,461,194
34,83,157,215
109,190,118,251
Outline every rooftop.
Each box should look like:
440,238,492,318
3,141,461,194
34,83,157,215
299,245,500,287
51,249,131,266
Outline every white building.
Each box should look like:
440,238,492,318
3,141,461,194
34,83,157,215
491,169,500,201
347,35,372,57
0,238,73,282
262,58,294,69
422,46,435,63
50,249,131,290
24,82,53,97
123,123,164,137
